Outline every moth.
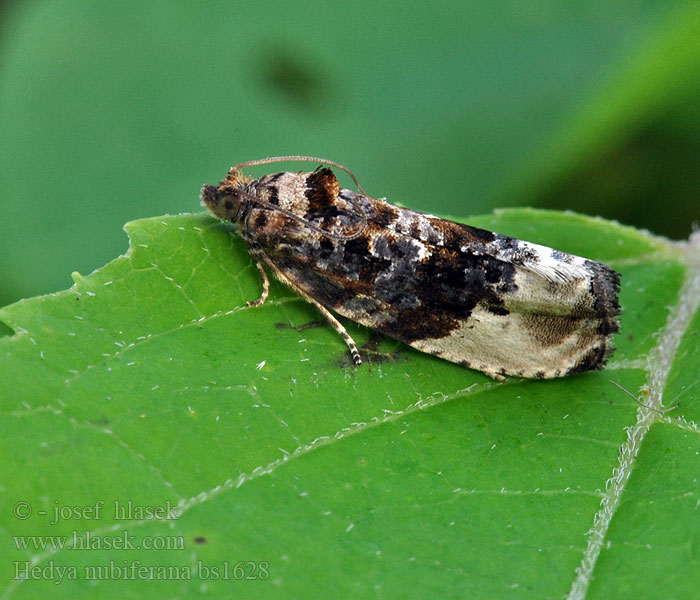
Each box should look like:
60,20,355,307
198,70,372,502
201,156,620,379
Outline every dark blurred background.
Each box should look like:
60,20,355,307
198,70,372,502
1,1,698,308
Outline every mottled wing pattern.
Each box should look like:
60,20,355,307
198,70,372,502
202,165,620,379
245,169,366,239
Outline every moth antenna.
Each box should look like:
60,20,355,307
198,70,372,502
233,156,368,196
609,380,679,415
232,185,368,242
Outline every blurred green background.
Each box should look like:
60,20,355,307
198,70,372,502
1,0,698,308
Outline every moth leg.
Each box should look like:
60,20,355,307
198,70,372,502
246,259,270,307
258,255,362,365
309,299,363,366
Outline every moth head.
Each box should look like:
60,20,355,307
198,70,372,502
200,168,252,222
200,184,244,222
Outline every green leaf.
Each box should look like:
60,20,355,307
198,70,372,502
2,210,698,598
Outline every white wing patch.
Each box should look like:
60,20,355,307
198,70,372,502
490,239,592,283
517,242,591,283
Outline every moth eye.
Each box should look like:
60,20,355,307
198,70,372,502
224,200,234,210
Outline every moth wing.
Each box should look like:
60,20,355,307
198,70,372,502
342,195,620,378
291,168,367,238
247,178,620,379
414,215,620,378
